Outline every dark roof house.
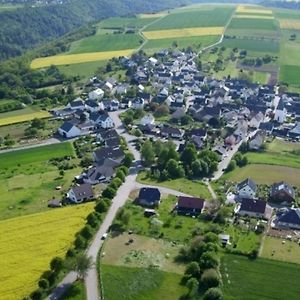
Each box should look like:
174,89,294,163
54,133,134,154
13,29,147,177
270,182,295,204
177,196,205,216
137,188,161,207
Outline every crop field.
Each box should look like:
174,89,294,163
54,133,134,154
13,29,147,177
139,12,167,19
223,164,300,186
221,254,300,300
222,37,279,52
261,237,300,265
31,49,135,68
143,27,223,40
0,203,94,300
236,5,273,15
145,7,234,31
279,19,300,30
101,265,187,300
0,110,50,126
0,142,77,219
234,14,274,20
228,17,277,31
99,16,159,28
280,65,300,84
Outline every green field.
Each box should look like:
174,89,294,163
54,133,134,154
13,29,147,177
0,142,79,219
222,37,279,52
228,17,278,31
280,65,300,84
221,254,300,300
101,265,187,300
145,7,234,31
261,237,300,265
99,17,158,29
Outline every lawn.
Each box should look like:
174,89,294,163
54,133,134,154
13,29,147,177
101,265,187,300
60,281,86,300
261,236,300,264
30,49,135,69
137,171,211,198
102,234,185,274
145,7,234,31
0,203,94,300
228,17,277,31
222,164,300,186
0,142,78,219
221,254,300,300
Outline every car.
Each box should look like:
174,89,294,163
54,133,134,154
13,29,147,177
101,233,108,240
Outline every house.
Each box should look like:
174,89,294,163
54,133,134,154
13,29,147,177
67,98,85,111
270,182,295,204
85,99,102,112
120,99,132,109
276,208,300,230
160,127,183,139
89,88,104,100
289,122,300,139
67,183,94,204
236,178,257,199
90,112,114,129
137,187,161,207
140,114,155,126
58,121,82,138
249,112,264,128
132,98,145,110
249,131,265,150
274,98,287,123
177,196,205,216
81,165,115,184
93,147,124,165
236,198,273,220
97,129,119,143
259,122,274,135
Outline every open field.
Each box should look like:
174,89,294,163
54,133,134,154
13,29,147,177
279,19,300,30
234,14,274,20
143,27,223,40
31,49,135,69
99,16,158,28
102,234,185,274
228,17,277,31
0,203,94,300
101,265,187,300
236,5,273,15
137,171,210,198
221,254,300,300
68,33,142,54
145,7,234,31
261,236,300,265
139,13,167,19
0,142,78,219
222,164,300,187
280,65,300,84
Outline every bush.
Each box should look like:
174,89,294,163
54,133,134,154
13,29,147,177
87,212,101,227
95,200,109,213
102,187,117,199
118,166,129,176
111,177,123,189
116,169,126,182
38,278,49,290
50,257,63,273
80,225,93,240
185,261,200,278
201,269,221,290
75,235,87,249
203,287,223,300
200,252,220,270
30,289,44,300
66,248,76,258
123,153,134,167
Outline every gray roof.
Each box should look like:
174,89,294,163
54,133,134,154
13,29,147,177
60,121,76,132
270,181,295,198
70,184,94,200
237,178,257,192
278,208,300,226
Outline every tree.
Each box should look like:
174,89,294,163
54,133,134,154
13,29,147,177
123,114,133,126
226,160,236,173
38,278,49,290
166,159,185,179
50,257,63,273
203,233,219,244
102,187,116,199
116,169,126,182
200,269,221,289
95,199,109,213
185,261,201,278
200,252,220,270
154,104,169,117
110,177,123,189
80,225,93,240
141,140,155,166
74,254,93,280
123,153,134,168
31,118,46,129
75,235,87,249
203,288,223,300
186,277,199,298
181,144,197,167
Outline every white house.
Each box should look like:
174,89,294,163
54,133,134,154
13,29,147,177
140,114,155,126
236,178,257,199
249,112,264,129
90,112,114,129
85,100,101,113
132,98,145,110
89,88,104,100
67,184,94,204
58,121,82,138
67,98,85,111
274,98,287,123
236,198,273,220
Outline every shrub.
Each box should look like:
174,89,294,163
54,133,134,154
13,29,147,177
118,166,129,176
66,248,76,258
185,261,201,278
75,235,87,249
110,178,123,189
30,289,44,300
95,200,109,213
203,287,223,300
102,187,117,199
200,252,220,270
50,257,63,273
116,169,125,182
87,212,101,228
38,278,49,290
201,269,221,290
123,153,134,167
80,225,93,240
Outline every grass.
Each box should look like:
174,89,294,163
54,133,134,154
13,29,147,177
60,281,86,300
261,236,300,264
221,254,300,300
0,142,77,219
143,27,223,40
145,7,234,31
68,34,142,54
279,19,300,30
137,171,211,198
222,164,300,187
236,5,273,15
30,49,135,69
234,14,274,20
228,18,277,31
102,234,185,274
0,203,94,300
280,65,300,84
99,16,158,28
101,265,187,300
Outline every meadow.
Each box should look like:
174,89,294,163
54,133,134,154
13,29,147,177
236,5,273,15
0,203,94,300
221,254,300,300
228,18,277,31
0,142,78,219
101,265,187,300
99,16,159,28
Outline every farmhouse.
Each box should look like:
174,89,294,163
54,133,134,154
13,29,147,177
58,121,82,138
137,187,161,208
236,198,273,220
236,178,257,199
67,183,94,204
276,208,300,230
270,182,295,204
177,196,205,216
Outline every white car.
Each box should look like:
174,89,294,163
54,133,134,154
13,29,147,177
101,233,108,240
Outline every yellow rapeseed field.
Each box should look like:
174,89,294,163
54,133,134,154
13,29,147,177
279,19,300,30
0,203,94,300
234,14,274,20
31,49,136,69
143,27,223,40
139,12,167,19
236,5,273,15
0,111,51,126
